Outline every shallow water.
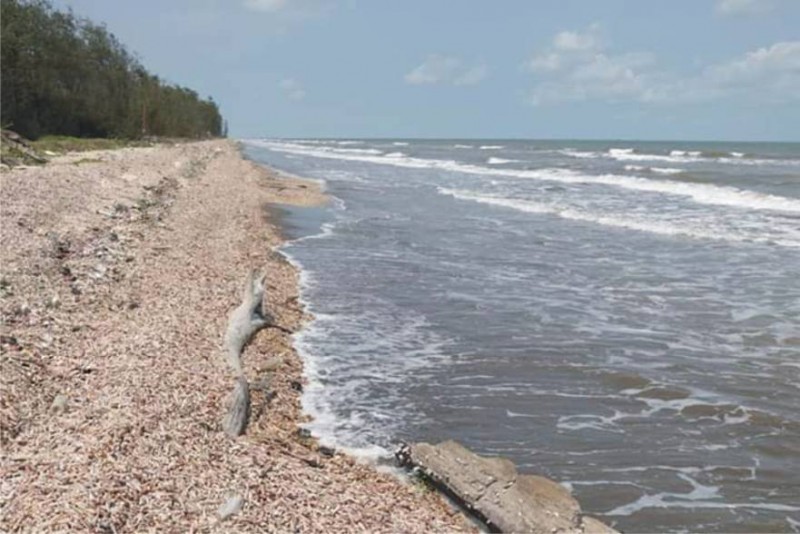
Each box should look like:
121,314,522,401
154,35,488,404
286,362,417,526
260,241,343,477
244,139,800,533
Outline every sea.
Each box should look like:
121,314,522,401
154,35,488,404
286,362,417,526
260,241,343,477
241,138,800,533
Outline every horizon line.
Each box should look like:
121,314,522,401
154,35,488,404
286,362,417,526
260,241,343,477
238,136,800,144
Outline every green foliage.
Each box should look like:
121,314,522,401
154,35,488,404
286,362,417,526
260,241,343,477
0,0,223,140
31,135,148,153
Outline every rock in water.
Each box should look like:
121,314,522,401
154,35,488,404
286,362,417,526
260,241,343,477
398,440,617,534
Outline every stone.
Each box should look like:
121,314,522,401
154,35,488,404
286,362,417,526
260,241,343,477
398,441,617,534
51,394,68,412
318,445,336,457
217,495,244,520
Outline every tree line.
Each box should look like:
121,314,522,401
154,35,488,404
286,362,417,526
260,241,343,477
1,0,225,140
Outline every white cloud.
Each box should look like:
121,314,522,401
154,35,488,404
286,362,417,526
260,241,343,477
715,0,773,15
244,0,288,12
525,23,800,107
701,41,800,100
553,24,603,52
527,24,655,105
280,78,306,100
404,55,487,86
455,64,488,86
242,0,331,17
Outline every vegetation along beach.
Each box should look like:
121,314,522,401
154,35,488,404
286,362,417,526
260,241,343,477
2,0,799,532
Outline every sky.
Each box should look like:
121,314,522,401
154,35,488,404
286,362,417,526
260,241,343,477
53,0,800,141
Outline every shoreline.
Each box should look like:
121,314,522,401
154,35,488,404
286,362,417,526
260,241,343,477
0,140,471,531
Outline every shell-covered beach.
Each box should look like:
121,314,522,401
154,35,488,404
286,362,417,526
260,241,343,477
0,141,471,532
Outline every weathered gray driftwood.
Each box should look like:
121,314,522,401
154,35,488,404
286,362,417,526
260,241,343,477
224,269,272,375
397,441,617,534
222,377,250,437
220,269,293,438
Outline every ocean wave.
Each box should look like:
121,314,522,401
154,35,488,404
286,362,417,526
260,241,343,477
670,150,702,157
487,157,519,164
554,146,799,167
249,140,800,214
453,144,473,148
652,167,684,175
437,188,800,247
606,470,799,517
392,142,409,146
560,148,600,159
479,145,504,150
624,164,683,175
610,147,702,163
293,301,453,452
331,147,383,155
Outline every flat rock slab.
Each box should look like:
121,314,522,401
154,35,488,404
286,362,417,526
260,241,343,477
398,440,617,534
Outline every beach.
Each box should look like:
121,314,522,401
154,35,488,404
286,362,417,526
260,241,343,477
0,140,471,532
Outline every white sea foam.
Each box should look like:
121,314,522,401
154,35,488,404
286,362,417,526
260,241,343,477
651,167,683,175
437,188,800,247
607,471,800,516
610,148,635,156
611,148,702,163
670,150,702,157
624,164,683,175
624,164,646,172
506,409,544,418
453,144,473,148
557,412,626,433
479,145,504,150
330,147,383,155
487,157,519,164
392,142,409,146
547,145,800,166
285,245,454,456
560,148,599,159
248,140,800,214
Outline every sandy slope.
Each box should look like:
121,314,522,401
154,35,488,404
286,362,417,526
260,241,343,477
0,140,470,532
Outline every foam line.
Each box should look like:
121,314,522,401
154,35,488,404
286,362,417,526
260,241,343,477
245,140,800,214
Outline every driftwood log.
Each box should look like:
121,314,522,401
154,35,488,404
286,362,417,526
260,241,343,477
220,269,292,437
220,270,267,437
222,377,250,437
223,269,271,375
397,441,617,534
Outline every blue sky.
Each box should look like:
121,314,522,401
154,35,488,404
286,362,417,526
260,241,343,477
54,0,800,140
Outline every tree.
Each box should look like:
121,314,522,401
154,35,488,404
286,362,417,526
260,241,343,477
0,0,224,139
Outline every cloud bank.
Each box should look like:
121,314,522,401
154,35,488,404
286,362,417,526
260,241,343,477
526,24,799,106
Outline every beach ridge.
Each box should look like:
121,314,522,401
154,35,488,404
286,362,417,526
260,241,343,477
0,140,470,532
